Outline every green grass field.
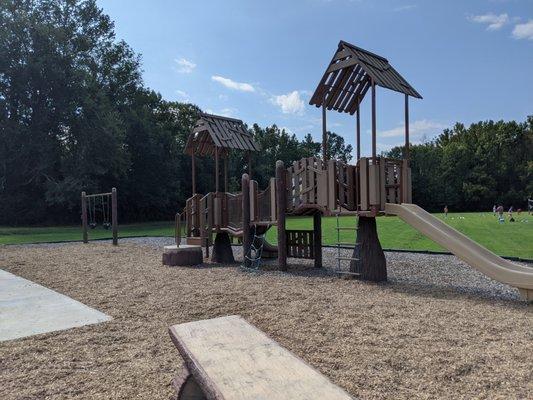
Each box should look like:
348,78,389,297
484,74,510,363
1,212,531,258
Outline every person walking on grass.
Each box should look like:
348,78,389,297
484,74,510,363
493,204,497,216
497,205,504,223
444,205,449,218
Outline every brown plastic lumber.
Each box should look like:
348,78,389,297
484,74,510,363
241,174,251,268
168,315,355,400
385,203,533,303
371,79,376,162
81,191,88,243
313,212,322,268
276,160,287,271
404,93,409,163
111,187,118,246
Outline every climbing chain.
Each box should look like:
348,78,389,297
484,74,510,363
242,227,265,271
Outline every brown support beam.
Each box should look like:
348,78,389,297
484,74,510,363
224,155,228,193
313,212,322,268
404,93,410,164
356,105,361,161
81,191,88,243
276,160,287,271
371,80,377,162
247,151,252,179
111,187,118,246
322,103,328,162
215,147,220,193
191,154,196,195
242,174,251,268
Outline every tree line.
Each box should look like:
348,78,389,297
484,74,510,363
0,0,531,225
388,118,532,212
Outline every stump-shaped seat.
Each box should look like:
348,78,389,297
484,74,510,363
163,245,203,266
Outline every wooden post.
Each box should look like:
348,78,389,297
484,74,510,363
247,151,252,179
404,93,409,165
371,80,376,162
224,155,228,193
313,212,322,268
215,147,220,193
81,191,88,243
191,153,196,195
356,105,361,161
175,213,181,246
276,160,287,271
111,187,118,246
242,174,251,268
322,103,327,162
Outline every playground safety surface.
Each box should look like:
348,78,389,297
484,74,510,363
0,240,531,399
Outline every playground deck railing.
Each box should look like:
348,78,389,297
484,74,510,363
178,155,412,244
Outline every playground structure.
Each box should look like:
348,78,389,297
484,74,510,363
174,40,533,302
81,188,118,245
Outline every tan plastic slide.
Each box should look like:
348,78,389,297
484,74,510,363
385,203,533,302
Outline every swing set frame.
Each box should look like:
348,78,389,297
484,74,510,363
81,187,118,245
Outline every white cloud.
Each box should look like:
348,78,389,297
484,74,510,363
512,20,533,40
174,58,196,73
211,75,255,92
468,13,509,30
176,90,189,101
204,107,237,118
271,91,305,115
379,119,447,139
393,4,416,12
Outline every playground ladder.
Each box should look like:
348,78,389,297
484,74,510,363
334,213,360,277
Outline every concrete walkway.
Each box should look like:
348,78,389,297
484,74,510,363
0,269,111,342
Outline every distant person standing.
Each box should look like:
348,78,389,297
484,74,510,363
444,205,449,218
497,205,504,223
508,206,515,222
493,205,497,216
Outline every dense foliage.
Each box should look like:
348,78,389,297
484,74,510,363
387,118,533,212
0,0,530,225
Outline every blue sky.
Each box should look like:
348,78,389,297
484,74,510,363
97,0,533,156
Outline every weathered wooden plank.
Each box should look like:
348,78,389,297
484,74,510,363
168,316,354,400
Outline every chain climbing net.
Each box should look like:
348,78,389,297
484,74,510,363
242,226,266,271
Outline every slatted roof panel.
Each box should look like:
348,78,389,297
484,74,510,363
310,40,422,115
184,113,260,156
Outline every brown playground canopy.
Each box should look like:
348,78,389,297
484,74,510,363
310,40,422,115
184,113,260,157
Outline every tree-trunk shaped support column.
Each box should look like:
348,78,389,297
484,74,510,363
211,232,235,263
350,216,387,281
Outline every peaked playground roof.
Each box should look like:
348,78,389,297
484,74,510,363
310,40,422,115
185,113,260,157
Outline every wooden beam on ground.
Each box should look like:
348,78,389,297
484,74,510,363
168,315,355,400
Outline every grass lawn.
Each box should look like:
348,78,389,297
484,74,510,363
1,212,531,258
